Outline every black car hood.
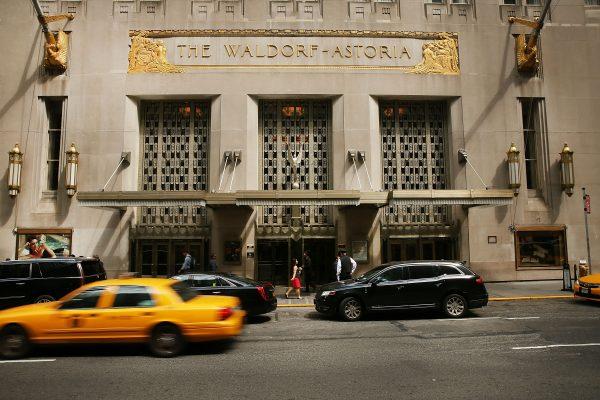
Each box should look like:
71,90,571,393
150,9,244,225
318,279,365,291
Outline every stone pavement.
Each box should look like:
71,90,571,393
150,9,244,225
274,279,573,306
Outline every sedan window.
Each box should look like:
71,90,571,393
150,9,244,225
112,286,155,308
192,277,221,287
60,287,106,310
377,267,405,282
407,265,439,280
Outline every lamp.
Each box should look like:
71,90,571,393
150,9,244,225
8,143,23,197
559,143,574,197
507,143,521,196
65,143,79,197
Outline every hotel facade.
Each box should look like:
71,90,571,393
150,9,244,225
1,0,599,284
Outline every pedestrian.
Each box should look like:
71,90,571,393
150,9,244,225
333,252,341,282
302,250,312,293
336,250,356,281
208,254,218,273
285,258,302,299
178,250,193,275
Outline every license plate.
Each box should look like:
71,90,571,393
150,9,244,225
580,288,590,294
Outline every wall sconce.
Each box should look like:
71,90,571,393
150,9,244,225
8,143,23,197
65,143,79,197
559,143,574,197
507,143,521,196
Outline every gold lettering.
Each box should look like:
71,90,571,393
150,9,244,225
332,46,343,58
267,44,278,58
310,44,318,57
297,44,309,57
353,45,363,58
393,46,398,59
241,45,254,57
224,44,240,57
400,46,411,59
177,44,186,58
255,45,265,58
188,45,198,58
202,44,211,58
380,46,391,59
344,46,353,58
364,46,377,59
281,45,294,57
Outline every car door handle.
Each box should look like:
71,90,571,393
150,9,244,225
211,291,221,294
435,282,443,287
16,282,25,286
397,286,404,290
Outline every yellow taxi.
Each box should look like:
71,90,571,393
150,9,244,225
574,273,600,303
0,278,245,359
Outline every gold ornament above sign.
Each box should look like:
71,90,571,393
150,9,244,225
127,29,459,75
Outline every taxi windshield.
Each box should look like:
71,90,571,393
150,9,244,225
170,281,198,302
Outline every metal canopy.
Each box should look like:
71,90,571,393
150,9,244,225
388,189,514,207
235,190,361,206
77,191,209,209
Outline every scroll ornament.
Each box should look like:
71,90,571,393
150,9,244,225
128,35,183,73
410,34,459,75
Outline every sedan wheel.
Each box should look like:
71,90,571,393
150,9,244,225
149,324,184,358
443,294,467,318
34,295,55,304
0,325,30,359
339,297,363,322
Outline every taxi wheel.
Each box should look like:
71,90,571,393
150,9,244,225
149,323,184,358
0,324,30,359
34,295,55,304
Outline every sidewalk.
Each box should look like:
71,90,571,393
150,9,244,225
274,280,573,307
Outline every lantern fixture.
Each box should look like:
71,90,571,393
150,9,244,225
8,143,23,197
65,143,79,197
559,143,574,197
507,143,521,196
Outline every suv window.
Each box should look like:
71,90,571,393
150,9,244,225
171,281,198,302
112,286,155,308
82,261,105,276
0,263,30,279
40,262,80,278
439,265,462,275
377,267,405,282
407,265,439,280
191,276,230,287
60,287,105,310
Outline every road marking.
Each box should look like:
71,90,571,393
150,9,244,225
513,343,600,350
0,359,56,364
504,317,540,320
433,317,502,322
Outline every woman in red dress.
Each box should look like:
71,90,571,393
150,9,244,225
285,258,302,300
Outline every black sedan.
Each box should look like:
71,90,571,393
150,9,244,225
172,273,277,316
314,261,488,321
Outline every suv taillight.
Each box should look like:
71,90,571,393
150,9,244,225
475,276,484,285
217,307,234,321
257,286,269,301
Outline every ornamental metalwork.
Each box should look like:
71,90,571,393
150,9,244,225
259,100,331,226
381,101,449,225
140,101,209,226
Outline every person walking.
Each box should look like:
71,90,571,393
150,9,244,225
333,252,341,282
178,250,193,275
336,250,357,281
285,258,302,299
302,250,312,293
208,254,218,273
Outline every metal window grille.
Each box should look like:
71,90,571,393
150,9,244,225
382,7,391,14
225,5,234,13
380,102,449,225
259,100,331,226
304,5,313,13
432,8,442,15
198,5,207,13
119,5,129,13
67,5,77,13
146,5,156,13
41,5,50,14
355,6,364,16
140,101,210,226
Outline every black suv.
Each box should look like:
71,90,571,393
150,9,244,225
314,261,488,321
0,257,106,309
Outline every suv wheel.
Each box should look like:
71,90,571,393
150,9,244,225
339,297,363,322
34,295,55,304
149,324,184,358
0,325,30,359
443,294,467,318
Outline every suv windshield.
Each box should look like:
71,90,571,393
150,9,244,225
170,281,198,302
355,265,390,282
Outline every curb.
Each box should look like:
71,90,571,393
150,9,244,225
277,294,574,308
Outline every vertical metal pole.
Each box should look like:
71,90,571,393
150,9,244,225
582,188,592,272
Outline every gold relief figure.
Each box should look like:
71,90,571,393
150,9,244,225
128,35,183,73
43,30,70,71
410,34,459,75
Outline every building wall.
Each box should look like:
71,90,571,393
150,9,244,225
0,0,599,280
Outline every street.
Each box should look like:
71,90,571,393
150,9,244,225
1,299,599,400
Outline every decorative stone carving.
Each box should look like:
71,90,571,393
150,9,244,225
410,34,459,75
128,35,183,73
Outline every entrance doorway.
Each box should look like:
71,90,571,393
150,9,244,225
302,239,336,285
133,239,209,277
256,240,289,285
386,238,454,262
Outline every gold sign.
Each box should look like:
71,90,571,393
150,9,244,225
128,29,459,75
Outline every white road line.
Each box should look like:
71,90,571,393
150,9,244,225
433,317,502,322
0,359,56,364
512,343,600,350
504,317,541,320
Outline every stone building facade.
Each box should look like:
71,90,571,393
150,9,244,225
1,0,599,282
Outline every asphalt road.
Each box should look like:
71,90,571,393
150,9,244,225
1,299,599,400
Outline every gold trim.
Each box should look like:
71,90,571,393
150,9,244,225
175,64,414,71
128,35,183,73
129,29,458,40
